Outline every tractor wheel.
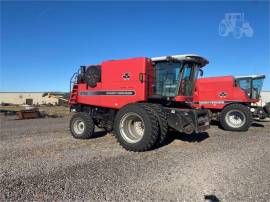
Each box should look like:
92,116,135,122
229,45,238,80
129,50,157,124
220,104,252,131
70,113,95,139
243,22,254,37
84,66,101,88
219,20,229,37
114,104,159,152
143,103,168,146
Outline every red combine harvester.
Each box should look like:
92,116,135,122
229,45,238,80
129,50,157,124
69,54,210,151
193,74,269,131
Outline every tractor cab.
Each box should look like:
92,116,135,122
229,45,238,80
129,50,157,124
150,54,208,100
235,74,265,101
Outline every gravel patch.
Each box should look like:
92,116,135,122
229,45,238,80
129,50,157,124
0,117,269,201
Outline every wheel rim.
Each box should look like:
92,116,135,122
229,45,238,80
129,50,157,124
225,110,246,128
119,112,145,144
73,119,85,135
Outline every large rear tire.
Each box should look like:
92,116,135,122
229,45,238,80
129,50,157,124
143,103,168,146
70,113,95,139
114,104,159,152
220,104,252,131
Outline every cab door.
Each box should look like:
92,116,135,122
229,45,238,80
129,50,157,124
179,63,196,96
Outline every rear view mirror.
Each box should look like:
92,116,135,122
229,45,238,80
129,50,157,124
199,69,204,77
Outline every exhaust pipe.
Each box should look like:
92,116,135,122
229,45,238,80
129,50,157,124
80,65,86,73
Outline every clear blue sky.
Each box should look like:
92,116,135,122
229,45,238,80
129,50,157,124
1,1,269,92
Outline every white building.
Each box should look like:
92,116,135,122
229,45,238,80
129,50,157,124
0,92,60,105
261,91,270,104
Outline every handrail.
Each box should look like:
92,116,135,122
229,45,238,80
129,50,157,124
69,68,80,92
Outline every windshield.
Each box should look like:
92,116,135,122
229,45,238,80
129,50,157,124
152,62,200,97
236,77,264,99
154,62,182,97
252,78,264,99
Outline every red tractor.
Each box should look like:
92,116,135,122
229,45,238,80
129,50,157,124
69,54,210,151
192,74,269,131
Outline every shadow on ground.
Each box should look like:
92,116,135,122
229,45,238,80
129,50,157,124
210,120,225,130
91,128,209,149
160,130,209,148
204,195,220,202
211,119,266,129
91,130,108,139
251,122,264,128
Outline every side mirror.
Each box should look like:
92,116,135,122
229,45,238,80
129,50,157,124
199,69,204,77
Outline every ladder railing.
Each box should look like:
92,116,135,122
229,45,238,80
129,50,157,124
69,68,81,105
70,67,82,92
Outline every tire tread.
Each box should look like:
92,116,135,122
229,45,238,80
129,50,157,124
142,103,168,146
114,103,159,152
220,104,252,131
70,112,95,139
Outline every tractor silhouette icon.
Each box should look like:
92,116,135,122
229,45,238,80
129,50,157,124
219,13,254,39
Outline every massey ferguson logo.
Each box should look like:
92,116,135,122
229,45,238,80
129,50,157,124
123,72,130,80
219,92,228,97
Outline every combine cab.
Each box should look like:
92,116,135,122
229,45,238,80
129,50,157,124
69,54,210,151
193,74,268,131
235,75,269,119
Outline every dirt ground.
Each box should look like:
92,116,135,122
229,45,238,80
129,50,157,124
0,115,269,201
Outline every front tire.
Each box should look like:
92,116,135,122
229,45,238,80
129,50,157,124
143,103,168,146
70,113,95,139
114,104,159,152
220,104,252,131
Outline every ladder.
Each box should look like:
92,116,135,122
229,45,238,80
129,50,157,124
69,69,80,105
69,84,78,105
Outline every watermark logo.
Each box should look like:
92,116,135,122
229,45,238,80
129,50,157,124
219,13,254,39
